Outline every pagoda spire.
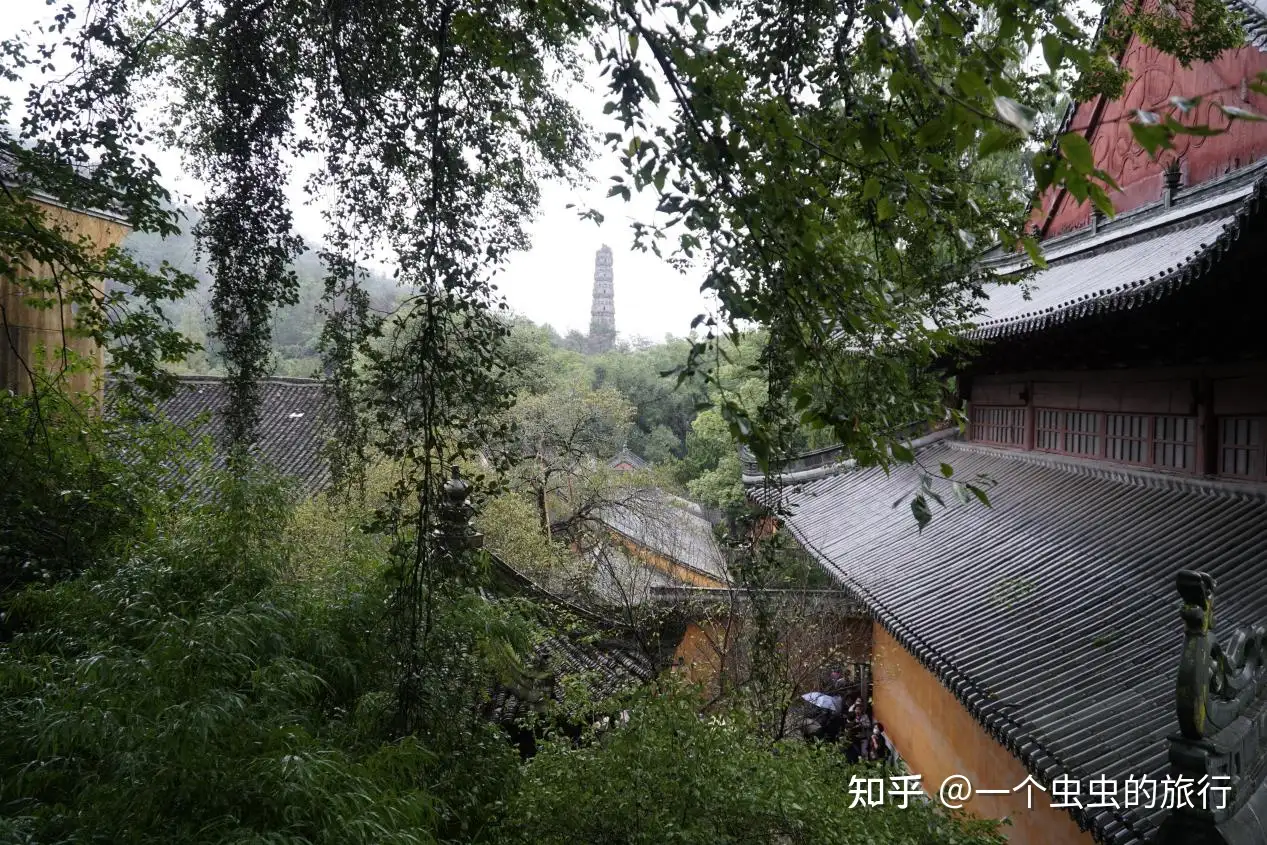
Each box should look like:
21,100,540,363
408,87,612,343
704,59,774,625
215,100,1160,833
588,245,615,354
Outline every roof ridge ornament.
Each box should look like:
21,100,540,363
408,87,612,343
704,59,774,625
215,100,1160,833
1164,160,1183,208
1175,570,1217,739
1160,569,1267,844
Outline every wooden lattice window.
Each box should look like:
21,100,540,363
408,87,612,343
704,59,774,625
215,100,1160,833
1034,408,1100,457
971,405,1025,446
1106,414,1149,464
1065,411,1100,456
1219,417,1263,479
977,404,1201,473
1153,416,1197,471
1035,409,1060,451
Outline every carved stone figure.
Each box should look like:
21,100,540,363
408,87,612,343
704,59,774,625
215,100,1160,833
1160,570,1267,845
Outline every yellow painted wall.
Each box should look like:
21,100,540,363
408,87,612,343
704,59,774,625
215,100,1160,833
673,621,728,687
672,615,872,701
1,199,130,399
612,533,727,589
872,623,1094,845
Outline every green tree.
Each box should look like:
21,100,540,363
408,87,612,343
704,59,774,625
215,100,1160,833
640,423,681,464
502,387,636,534
3,4,1258,843
595,0,1244,479
592,336,707,453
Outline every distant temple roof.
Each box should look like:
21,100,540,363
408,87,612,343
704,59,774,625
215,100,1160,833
482,552,669,730
594,490,729,586
971,161,1267,341
607,447,648,470
754,433,1267,844
0,137,130,224
136,374,333,495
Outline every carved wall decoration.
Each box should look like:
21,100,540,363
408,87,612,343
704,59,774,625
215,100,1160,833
1038,36,1267,238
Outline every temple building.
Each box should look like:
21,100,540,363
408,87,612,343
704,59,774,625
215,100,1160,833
751,5,1267,844
0,146,130,400
588,244,616,354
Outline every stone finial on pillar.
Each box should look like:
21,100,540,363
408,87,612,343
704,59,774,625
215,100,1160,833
1175,569,1216,739
438,464,483,551
1160,570,1267,845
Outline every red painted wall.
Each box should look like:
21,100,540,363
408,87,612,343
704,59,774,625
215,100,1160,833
1041,33,1267,237
972,364,1267,415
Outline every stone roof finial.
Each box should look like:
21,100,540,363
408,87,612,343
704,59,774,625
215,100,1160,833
1164,160,1182,208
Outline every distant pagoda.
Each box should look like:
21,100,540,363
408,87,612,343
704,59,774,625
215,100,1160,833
588,245,616,354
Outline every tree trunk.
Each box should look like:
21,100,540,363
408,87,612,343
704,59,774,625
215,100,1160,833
536,483,549,537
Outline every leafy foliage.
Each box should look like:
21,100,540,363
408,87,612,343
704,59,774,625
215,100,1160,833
501,386,634,532
0,457,531,845
592,0,1252,484
500,685,1006,845
1,11,199,402
4,1,1260,842
123,206,404,378
0,473,436,844
0,390,195,599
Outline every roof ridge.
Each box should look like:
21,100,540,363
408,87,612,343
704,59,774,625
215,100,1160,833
946,439,1267,502
967,177,1265,340
983,160,1267,271
170,374,326,386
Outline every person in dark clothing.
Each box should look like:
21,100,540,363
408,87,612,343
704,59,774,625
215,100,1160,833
820,704,845,743
864,722,896,765
840,712,861,763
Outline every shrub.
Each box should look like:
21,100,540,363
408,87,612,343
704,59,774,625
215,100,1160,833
0,473,438,845
0,389,191,599
498,684,1007,845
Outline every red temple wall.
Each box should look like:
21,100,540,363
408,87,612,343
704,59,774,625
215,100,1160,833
1040,35,1267,238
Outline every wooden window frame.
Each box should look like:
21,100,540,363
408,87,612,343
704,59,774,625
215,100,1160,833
1034,408,1101,458
1153,415,1198,472
1106,413,1150,467
1217,416,1266,481
970,405,1026,448
974,406,1199,473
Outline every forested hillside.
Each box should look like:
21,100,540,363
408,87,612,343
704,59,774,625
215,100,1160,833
128,214,774,507
124,209,402,377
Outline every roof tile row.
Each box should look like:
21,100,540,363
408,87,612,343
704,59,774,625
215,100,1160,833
969,166,1265,340
760,440,1267,844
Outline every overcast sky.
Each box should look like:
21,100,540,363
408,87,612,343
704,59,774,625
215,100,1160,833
1,2,715,342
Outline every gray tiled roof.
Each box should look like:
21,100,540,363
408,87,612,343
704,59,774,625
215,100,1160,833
145,375,333,495
762,437,1267,844
484,552,660,725
484,633,656,725
608,447,648,469
595,490,729,583
1,134,127,223
969,162,1267,340
1229,0,1267,50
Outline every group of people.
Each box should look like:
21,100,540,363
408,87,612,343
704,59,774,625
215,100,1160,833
799,670,897,765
